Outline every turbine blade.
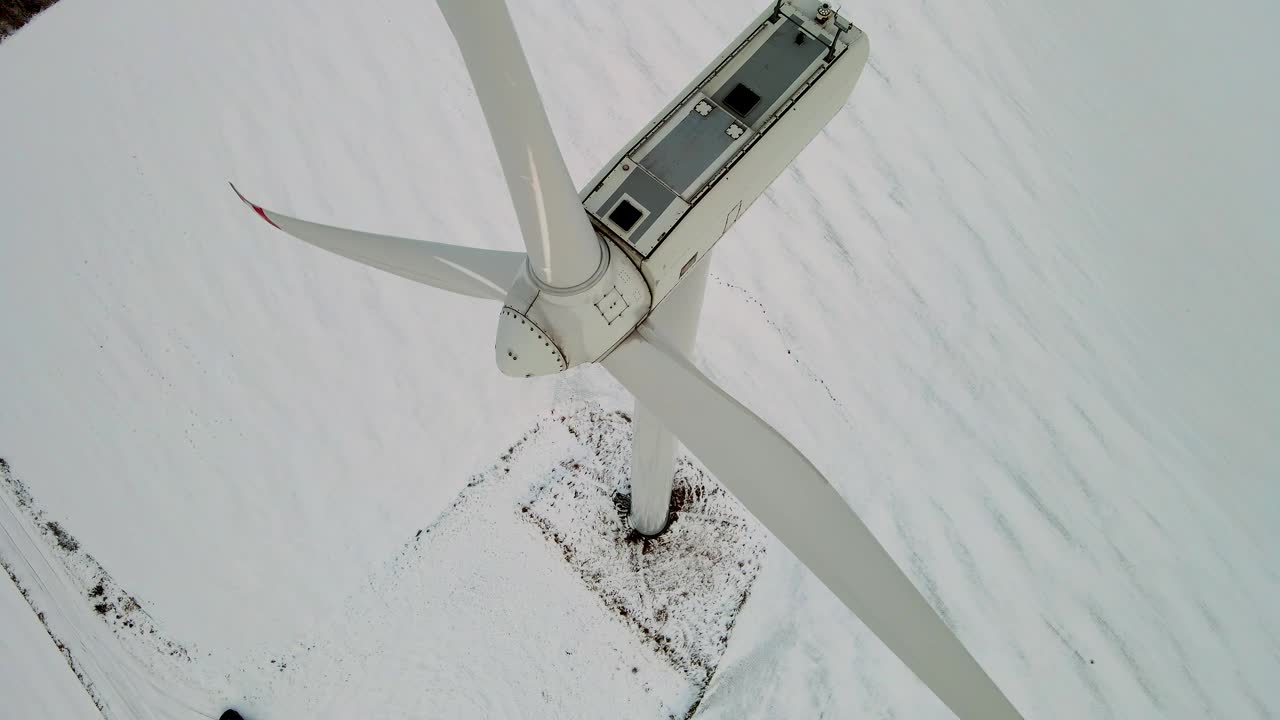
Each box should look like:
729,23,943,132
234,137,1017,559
601,329,1024,720
435,0,603,289
230,183,523,302
628,251,712,535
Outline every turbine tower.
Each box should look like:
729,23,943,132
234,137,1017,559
232,2,1025,718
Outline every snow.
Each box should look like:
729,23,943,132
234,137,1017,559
1,0,1277,718
523,405,768,692
0,549,100,720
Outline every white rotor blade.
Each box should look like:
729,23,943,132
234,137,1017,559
231,184,523,301
436,0,603,289
602,330,1024,720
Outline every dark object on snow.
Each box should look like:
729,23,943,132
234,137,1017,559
1,0,60,41
219,711,244,720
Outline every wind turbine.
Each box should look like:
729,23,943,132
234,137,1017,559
231,1,1024,718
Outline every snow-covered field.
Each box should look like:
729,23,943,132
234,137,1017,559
1,0,1276,718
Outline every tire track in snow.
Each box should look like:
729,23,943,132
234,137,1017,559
0,458,215,719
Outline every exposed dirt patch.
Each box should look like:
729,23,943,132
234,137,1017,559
1,555,106,713
46,520,80,552
0,458,110,711
0,459,192,662
368,404,766,717
1,0,59,41
518,406,767,715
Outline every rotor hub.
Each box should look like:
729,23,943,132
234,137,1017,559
495,307,568,377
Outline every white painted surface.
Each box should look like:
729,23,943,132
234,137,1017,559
231,184,525,302
518,237,650,367
436,0,604,289
604,329,1023,719
646,24,870,305
0,0,1276,718
627,251,712,536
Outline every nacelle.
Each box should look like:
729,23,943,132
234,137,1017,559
495,236,650,377
584,1,868,308
496,1,868,378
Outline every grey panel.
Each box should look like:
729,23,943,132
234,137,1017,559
639,106,737,196
713,23,824,127
599,165,679,250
